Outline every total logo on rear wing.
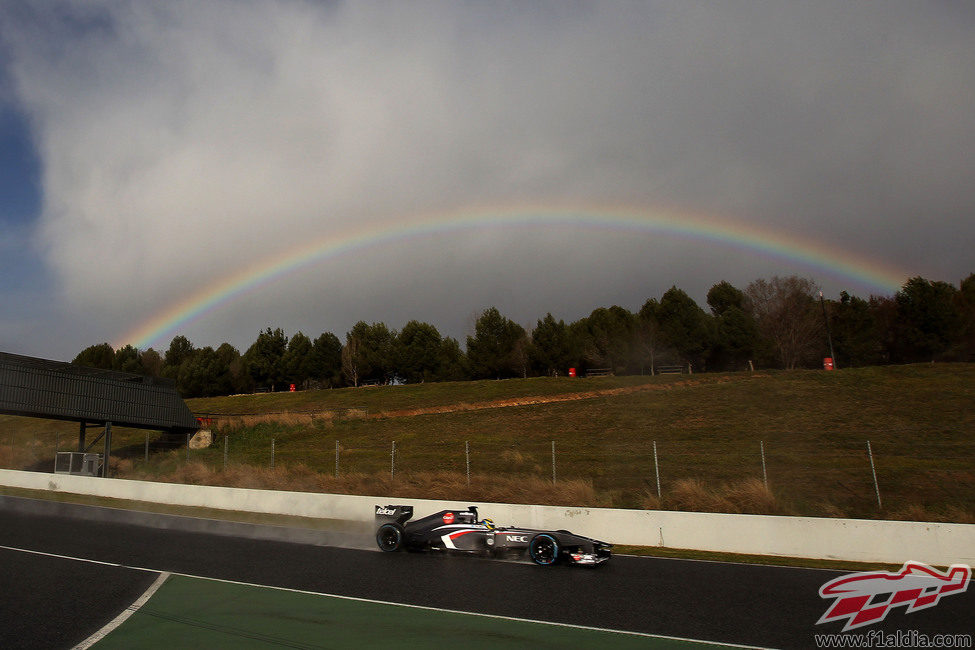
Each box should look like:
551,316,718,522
375,504,414,523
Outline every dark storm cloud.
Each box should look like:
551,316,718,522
0,1,972,356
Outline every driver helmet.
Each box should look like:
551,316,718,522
481,518,495,530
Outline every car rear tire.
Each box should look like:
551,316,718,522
528,533,560,566
376,523,404,552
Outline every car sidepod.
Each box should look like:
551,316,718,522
397,508,490,554
427,523,493,553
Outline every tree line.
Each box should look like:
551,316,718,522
72,273,975,398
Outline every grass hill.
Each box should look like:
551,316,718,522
2,364,973,522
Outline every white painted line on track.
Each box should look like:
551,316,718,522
0,543,151,569
73,571,170,650
616,552,975,583
0,544,767,649
616,552,845,573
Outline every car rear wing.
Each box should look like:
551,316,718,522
375,504,414,526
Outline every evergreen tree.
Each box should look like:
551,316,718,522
112,344,144,374
657,287,713,371
396,321,445,383
343,321,395,384
282,332,314,388
571,306,638,374
309,332,343,387
706,281,747,316
712,306,759,371
869,294,899,364
530,313,573,376
72,343,115,370
140,348,164,377
892,276,962,362
163,335,195,379
177,346,219,397
437,336,469,381
830,292,883,367
956,274,975,361
707,281,758,371
215,342,249,394
244,328,288,390
466,307,526,379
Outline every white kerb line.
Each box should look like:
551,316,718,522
73,570,171,649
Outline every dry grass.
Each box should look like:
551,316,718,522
121,461,606,508
888,503,975,524
0,445,27,469
661,478,785,515
120,459,783,514
814,502,851,519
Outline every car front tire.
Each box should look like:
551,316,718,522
528,533,560,566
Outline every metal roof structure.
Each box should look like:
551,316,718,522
0,351,199,435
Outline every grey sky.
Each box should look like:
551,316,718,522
1,2,972,359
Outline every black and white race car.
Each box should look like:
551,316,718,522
374,504,611,566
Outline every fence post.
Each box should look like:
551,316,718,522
653,440,661,500
335,440,339,478
760,440,768,489
465,440,470,486
867,440,882,510
551,440,556,484
391,440,396,479
103,422,112,478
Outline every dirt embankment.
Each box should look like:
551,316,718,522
210,375,746,427
372,380,705,419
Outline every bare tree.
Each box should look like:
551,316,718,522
511,329,531,379
746,276,824,369
341,335,360,387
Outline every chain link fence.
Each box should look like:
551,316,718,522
19,417,969,519
127,427,973,517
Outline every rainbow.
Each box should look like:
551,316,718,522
116,205,908,350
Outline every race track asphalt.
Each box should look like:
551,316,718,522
0,495,972,649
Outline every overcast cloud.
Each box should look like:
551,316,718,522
1,1,973,358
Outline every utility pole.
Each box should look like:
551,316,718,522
819,291,837,368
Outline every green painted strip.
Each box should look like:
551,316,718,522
94,574,740,649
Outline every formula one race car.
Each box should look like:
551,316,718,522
374,504,611,566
